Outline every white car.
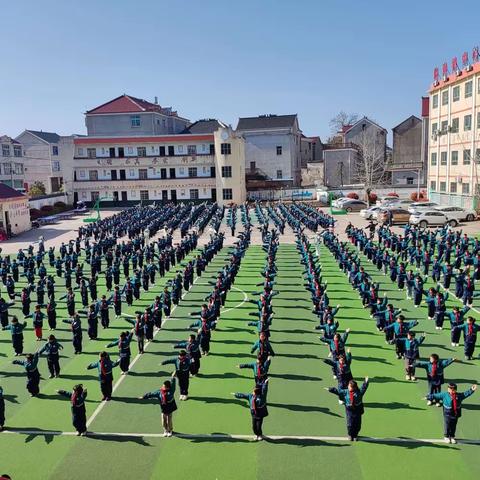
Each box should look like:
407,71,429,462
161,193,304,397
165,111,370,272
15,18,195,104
332,197,351,208
360,206,382,220
408,201,439,214
409,210,451,228
434,206,477,222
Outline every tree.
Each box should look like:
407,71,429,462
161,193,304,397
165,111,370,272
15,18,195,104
329,111,359,134
29,181,46,197
353,130,388,205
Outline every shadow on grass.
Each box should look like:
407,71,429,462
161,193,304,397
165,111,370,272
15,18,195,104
365,437,458,450
364,402,424,411
269,373,322,382
87,433,151,446
270,402,342,417
264,437,350,447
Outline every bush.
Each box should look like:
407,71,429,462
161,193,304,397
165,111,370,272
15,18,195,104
410,190,428,202
54,201,67,209
368,193,378,204
387,192,399,197
30,208,41,220
346,192,359,199
40,205,54,213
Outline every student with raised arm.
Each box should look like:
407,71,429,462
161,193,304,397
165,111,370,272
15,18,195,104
106,330,134,374
251,331,275,362
139,377,177,437
2,316,27,355
238,355,271,386
161,350,191,400
324,350,353,395
425,383,477,444
233,378,269,441
12,352,41,397
39,334,63,378
326,377,369,441
452,316,480,360
56,384,88,436
86,351,120,401
397,331,426,381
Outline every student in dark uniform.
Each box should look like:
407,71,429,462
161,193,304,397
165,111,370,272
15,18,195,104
12,352,41,397
414,354,455,405
139,377,177,437
426,383,477,444
2,316,27,355
106,330,133,374
161,350,191,400
87,351,120,401
234,379,269,441
0,386,5,431
39,334,63,378
57,384,88,436
327,377,369,441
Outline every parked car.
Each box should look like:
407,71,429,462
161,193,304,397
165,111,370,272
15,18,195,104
360,206,382,220
379,208,411,225
332,197,351,208
408,201,439,214
434,206,477,222
409,210,450,228
342,199,368,212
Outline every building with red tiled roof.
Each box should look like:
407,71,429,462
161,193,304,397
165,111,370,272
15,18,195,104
85,94,190,138
0,183,30,237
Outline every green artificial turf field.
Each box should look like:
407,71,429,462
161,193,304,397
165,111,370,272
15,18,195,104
0,234,479,479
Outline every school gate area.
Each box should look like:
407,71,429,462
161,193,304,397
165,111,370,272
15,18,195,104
0,213,479,480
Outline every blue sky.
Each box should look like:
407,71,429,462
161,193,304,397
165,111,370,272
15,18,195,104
1,0,479,142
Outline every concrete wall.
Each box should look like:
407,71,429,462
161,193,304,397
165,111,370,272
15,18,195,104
29,193,69,210
323,149,357,187
85,112,189,137
0,197,31,234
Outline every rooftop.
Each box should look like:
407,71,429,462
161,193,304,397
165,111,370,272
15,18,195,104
181,119,226,134
236,114,297,130
25,130,61,144
0,183,26,200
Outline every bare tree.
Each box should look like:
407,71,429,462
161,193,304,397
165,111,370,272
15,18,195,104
354,130,388,203
329,111,359,134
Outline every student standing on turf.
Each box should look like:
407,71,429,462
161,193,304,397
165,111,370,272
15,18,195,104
63,313,83,354
451,316,479,360
57,384,88,436
106,330,133,374
2,316,27,355
139,377,177,437
87,351,120,401
0,386,4,431
161,350,191,400
39,335,63,378
12,352,41,397
397,331,426,381
234,378,269,441
174,334,201,376
327,377,369,441
425,383,477,444
414,354,456,404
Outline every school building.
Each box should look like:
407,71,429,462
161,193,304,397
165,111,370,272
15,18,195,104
428,47,480,208
73,95,246,206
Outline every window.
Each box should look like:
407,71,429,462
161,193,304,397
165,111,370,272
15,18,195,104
188,167,197,178
130,115,141,127
432,94,438,108
127,146,134,154
462,183,470,195
79,170,86,178
187,145,197,155
477,112,480,129
209,144,215,155
14,163,23,174
159,146,166,156
276,169,283,179
77,147,84,156
160,168,167,179
463,149,471,165
440,181,446,192
179,167,185,175
221,166,232,178
220,143,231,155
441,120,448,133
52,160,60,172
465,81,473,98
189,189,199,200
430,180,436,191
3,163,12,174
178,145,184,153
476,148,480,164
431,122,438,135
91,191,100,201
406,177,414,185
440,151,447,165
451,151,458,165
168,146,174,156
450,182,457,193
13,145,22,157
450,117,459,133
464,114,472,131
2,144,10,157
89,170,98,181
87,148,96,158
478,78,480,93
441,90,448,105
52,146,59,156
452,85,460,102
140,190,149,201
139,169,148,180
137,147,146,157
430,152,437,166
276,146,282,155
222,188,233,200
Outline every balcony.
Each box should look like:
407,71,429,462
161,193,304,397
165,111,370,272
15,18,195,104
73,154,215,168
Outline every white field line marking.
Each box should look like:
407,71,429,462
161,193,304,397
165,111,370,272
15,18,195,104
2,429,480,444
86,253,226,428
221,286,248,314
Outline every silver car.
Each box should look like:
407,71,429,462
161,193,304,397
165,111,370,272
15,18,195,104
434,206,477,222
409,210,450,228
408,201,439,214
